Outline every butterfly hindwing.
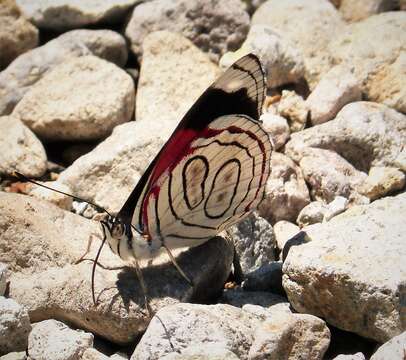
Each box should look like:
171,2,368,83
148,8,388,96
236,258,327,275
117,54,270,242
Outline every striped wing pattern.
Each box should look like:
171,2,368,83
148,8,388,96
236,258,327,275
117,54,271,246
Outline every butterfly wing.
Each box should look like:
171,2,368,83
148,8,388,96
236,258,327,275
118,54,270,243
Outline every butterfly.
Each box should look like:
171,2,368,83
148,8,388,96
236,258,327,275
15,54,272,311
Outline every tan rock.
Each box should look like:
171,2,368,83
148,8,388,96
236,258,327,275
276,90,308,133
273,220,301,253
13,55,135,141
283,192,406,342
359,166,405,201
261,113,290,151
0,0,38,69
81,348,110,360
259,152,310,224
339,0,399,22
297,201,328,227
27,181,73,210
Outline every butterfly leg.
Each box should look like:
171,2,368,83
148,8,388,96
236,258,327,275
163,244,194,287
133,259,153,317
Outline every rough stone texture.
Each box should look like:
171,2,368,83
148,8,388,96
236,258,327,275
136,31,220,125
0,263,7,297
298,147,368,204
0,115,47,178
160,347,240,360
4,193,234,344
259,152,310,224
27,181,73,210
0,0,38,70
220,25,305,88
323,196,348,221
333,354,366,360
0,29,128,115
273,220,301,253
252,0,345,88
359,166,405,201
306,65,362,125
241,262,284,295
339,0,399,22
12,55,135,141
370,331,406,360
0,352,27,360
131,303,330,360
125,0,249,61
329,12,406,113
28,319,93,360
297,201,328,227
16,0,139,31
81,348,110,360
227,212,276,276
261,113,290,151
283,192,406,342
0,297,31,355
366,52,406,114
276,90,309,133
285,102,406,173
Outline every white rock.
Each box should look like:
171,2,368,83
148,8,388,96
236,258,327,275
109,353,128,360
0,0,38,69
0,352,27,360
136,31,220,125
28,319,93,360
259,152,310,224
252,0,345,88
339,0,399,22
276,90,309,132
366,52,406,114
329,12,406,113
283,192,406,342
0,297,31,355
227,212,275,276
370,331,406,360
125,0,249,61
273,220,301,253
285,102,406,173
28,181,73,210
81,348,110,360
394,150,406,172
0,29,128,115
12,55,135,141
359,166,405,201
220,25,305,88
324,196,348,221
16,0,139,31
0,263,7,297
160,346,240,360
306,65,362,125
261,113,290,151
0,116,47,178
297,201,328,227
333,353,366,360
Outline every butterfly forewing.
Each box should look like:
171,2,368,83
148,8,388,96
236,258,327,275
117,54,271,245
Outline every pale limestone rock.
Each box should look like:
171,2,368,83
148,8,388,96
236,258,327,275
227,212,276,275
329,12,406,113
333,353,366,360
339,0,399,22
0,29,127,115
259,152,310,224
79,348,109,360
28,181,73,210
0,263,6,296
16,0,139,31
306,65,362,125
28,319,93,360
370,331,406,360
297,201,328,227
125,0,249,61
136,31,220,125
283,193,406,342
359,166,405,201
285,102,406,173
13,55,134,141
252,0,345,88
394,150,406,172
220,25,305,88
276,90,309,132
0,0,38,69
0,116,46,178
0,297,31,355
160,347,240,360
273,220,301,253
261,113,290,151
324,196,348,221
366,52,406,114
0,352,27,360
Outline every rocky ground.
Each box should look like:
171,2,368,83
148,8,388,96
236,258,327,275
0,0,405,359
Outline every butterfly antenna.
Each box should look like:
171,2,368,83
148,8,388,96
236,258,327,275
92,222,108,306
13,171,113,217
